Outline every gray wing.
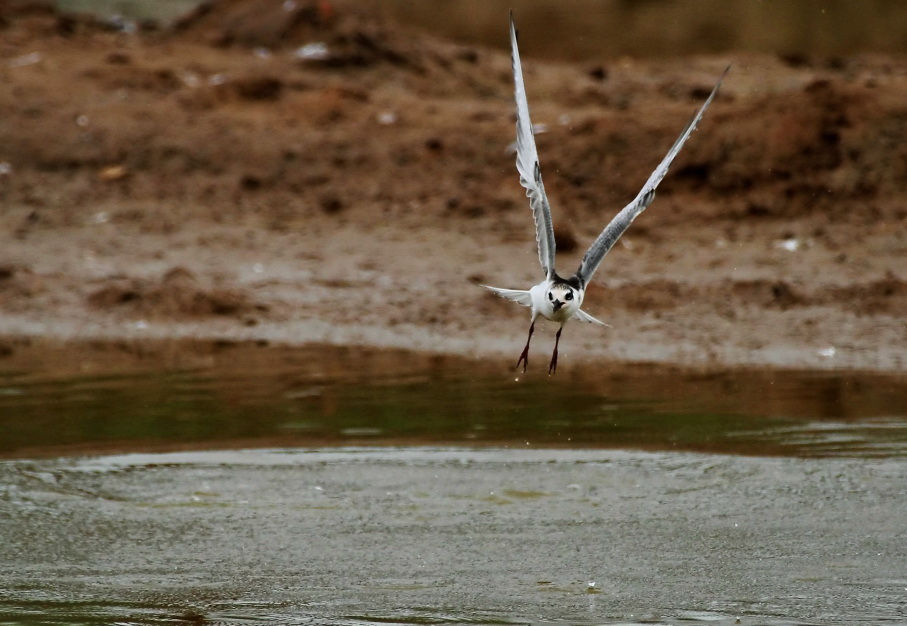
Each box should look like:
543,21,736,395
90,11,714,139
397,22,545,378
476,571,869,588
576,66,728,284
510,12,556,280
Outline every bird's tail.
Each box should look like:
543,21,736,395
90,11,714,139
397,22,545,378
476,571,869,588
573,308,610,327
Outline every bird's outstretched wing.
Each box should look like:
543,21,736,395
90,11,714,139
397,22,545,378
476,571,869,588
483,285,533,307
576,66,729,285
510,12,556,280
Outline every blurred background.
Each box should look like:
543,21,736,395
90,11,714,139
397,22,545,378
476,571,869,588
55,0,907,58
3,0,905,443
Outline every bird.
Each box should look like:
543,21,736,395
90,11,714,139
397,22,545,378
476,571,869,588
484,12,727,375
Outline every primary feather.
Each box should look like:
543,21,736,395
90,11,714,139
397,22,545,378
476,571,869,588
510,13,556,280
576,66,729,284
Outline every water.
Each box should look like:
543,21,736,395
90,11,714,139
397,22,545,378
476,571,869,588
0,340,905,626
0,340,905,458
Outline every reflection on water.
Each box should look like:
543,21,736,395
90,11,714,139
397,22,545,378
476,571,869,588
0,339,905,458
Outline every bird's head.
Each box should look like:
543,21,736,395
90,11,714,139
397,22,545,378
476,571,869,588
547,283,578,313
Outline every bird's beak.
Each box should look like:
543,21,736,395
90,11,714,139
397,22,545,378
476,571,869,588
552,299,563,312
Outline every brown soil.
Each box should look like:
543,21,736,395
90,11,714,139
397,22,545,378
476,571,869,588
0,0,905,373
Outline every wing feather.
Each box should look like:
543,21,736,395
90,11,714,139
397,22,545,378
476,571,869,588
483,285,533,307
510,12,556,279
576,66,728,284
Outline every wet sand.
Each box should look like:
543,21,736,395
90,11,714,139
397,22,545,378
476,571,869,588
1,448,904,625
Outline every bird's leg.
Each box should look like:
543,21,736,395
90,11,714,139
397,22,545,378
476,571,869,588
548,327,563,375
516,321,535,373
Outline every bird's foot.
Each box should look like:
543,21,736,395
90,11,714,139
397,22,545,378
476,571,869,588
516,347,529,373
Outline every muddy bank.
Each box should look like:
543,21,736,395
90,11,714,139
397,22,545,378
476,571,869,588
0,0,905,372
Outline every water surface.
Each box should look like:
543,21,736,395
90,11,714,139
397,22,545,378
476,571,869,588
0,339,905,626
1,339,905,458
1,448,904,625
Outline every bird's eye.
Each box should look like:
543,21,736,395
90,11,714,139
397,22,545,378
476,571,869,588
565,292,574,301
547,292,553,301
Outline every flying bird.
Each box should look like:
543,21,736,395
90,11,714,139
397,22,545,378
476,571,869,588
484,13,727,375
